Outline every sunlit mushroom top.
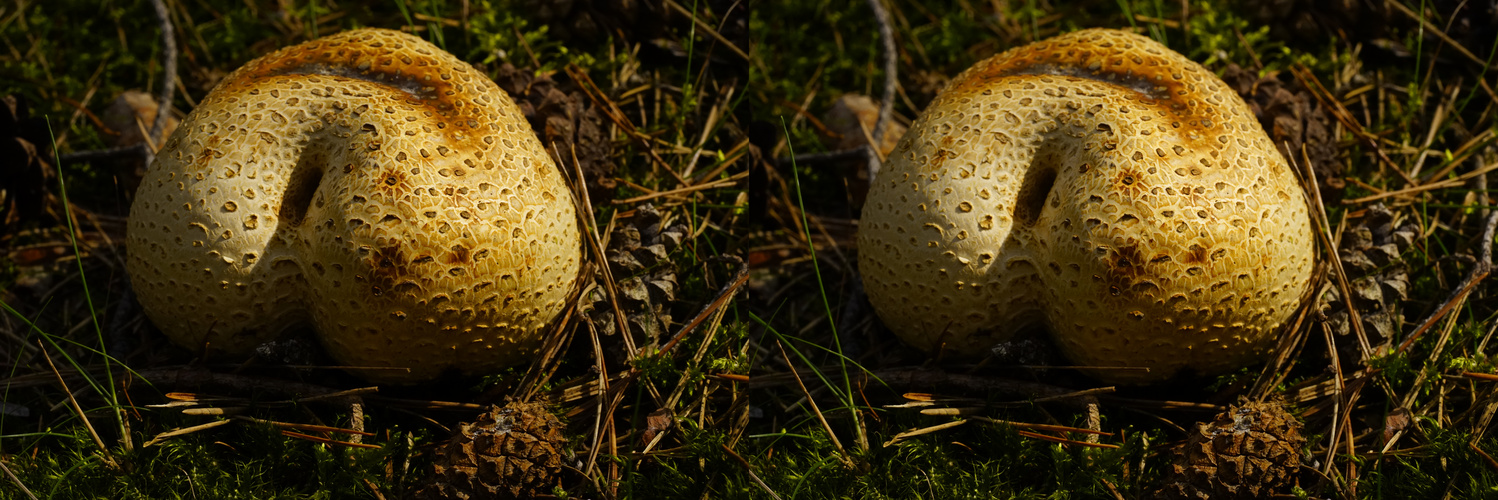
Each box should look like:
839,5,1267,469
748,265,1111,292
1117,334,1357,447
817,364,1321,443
127,28,583,383
858,28,1316,383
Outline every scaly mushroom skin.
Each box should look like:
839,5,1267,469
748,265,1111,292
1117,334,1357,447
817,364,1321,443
127,29,582,383
859,29,1315,383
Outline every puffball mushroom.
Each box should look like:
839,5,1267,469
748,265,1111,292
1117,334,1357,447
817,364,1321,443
126,28,582,383
858,29,1316,383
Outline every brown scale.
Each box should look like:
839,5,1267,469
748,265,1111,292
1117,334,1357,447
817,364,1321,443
1100,240,1150,294
360,243,408,297
1107,163,1153,201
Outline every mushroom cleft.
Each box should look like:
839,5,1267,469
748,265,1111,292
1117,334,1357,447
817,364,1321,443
127,28,583,383
857,28,1316,383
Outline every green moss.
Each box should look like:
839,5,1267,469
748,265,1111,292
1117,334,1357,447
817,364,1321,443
6,416,423,499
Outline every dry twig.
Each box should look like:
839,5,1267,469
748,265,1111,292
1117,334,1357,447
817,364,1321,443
1396,211,1498,354
865,0,897,158
1383,0,1497,71
777,341,847,456
38,341,118,469
721,443,785,500
0,459,40,500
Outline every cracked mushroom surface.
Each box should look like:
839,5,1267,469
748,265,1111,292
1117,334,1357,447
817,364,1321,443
127,28,582,383
858,29,1316,383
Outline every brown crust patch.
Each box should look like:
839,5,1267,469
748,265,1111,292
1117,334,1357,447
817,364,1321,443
362,243,407,297
1180,242,1210,265
443,244,471,265
1101,240,1150,297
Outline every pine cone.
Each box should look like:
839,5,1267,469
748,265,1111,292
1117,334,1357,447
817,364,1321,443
1318,204,1417,358
416,401,570,500
1221,64,1344,204
1156,399,1307,499
583,204,689,362
0,95,58,229
491,64,617,204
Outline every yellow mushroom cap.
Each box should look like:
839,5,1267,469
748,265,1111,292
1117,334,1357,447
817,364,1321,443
126,28,582,383
858,29,1316,383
